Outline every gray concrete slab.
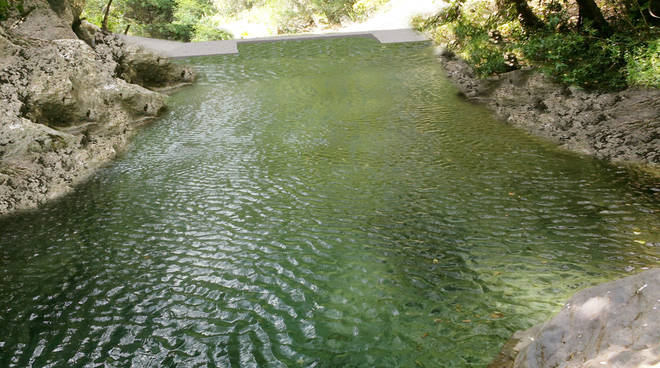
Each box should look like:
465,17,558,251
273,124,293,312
237,31,377,45
172,40,239,57
118,34,185,57
371,29,428,43
119,28,428,58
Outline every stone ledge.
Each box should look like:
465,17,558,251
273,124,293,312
489,268,660,368
118,28,429,58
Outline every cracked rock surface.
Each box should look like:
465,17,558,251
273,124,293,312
490,268,660,368
437,51,660,167
0,1,194,216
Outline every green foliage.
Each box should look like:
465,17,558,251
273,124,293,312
625,38,660,88
82,0,130,34
0,0,9,21
83,0,202,41
615,0,660,29
140,23,195,41
121,0,191,39
276,8,315,34
192,16,233,41
417,0,660,90
123,0,176,24
521,31,629,90
172,0,220,41
265,0,362,33
83,0,387,41
417,0,519,77
310,0,356,23
351,0,388,21
0,0,27,20
174,0,213,26
451,17,514,76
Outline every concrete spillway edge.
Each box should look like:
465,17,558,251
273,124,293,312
118,29,429,58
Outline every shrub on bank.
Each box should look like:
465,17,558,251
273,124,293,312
415,0,660,90
0,0,28,21
626,38,660,88
82,0,391,41
521,31,629,90
0,0,9,21
191,16,233,41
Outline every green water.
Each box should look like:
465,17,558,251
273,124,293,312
1,38,659,367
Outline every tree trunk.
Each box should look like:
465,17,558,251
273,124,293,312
498,0,543,32
575,0,610,34
102,0,113,32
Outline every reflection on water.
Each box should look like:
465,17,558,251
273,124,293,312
0,38,658,367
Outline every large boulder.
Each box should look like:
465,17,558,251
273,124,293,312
491,268,660,368
118,44,196,90
73,21,196,90
3,0,82,40
22,39,166,129
0,35,166,214
0,0,195,216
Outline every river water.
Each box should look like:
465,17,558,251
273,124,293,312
1,38,659,367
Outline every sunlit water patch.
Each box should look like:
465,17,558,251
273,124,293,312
1,38,659,367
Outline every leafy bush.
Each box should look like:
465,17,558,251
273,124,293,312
452,20,514,76
521,31,629,90
275,6,316,34
173,0,217,40
310,0,356,23
83,0,387,40
142,23,195,41
416,0,659,90
192,16,233,41
416,0,519,77
0,0,29,21
174,0,213,26
83,0,129,33
0,0,8,21
625,38,660,88
351,0,388,21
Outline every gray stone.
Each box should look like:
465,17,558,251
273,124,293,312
75,20,99,47
119,44,196,90
5,0,81,40
0,0,195,216
491,268,660,368
435,54,660,167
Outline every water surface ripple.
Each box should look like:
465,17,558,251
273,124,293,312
1,38,659,367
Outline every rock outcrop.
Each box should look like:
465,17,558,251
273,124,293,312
0,1,194,216
7,0,82,40
490,268,660,368
436,50,660,167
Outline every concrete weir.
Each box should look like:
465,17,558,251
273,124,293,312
119,29,428,58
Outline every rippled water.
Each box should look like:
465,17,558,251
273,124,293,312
1,38,659,367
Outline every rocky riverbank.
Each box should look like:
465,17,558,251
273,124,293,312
433,47,660,368
435,49,660,168
489,268,660,368
0,0,194,216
